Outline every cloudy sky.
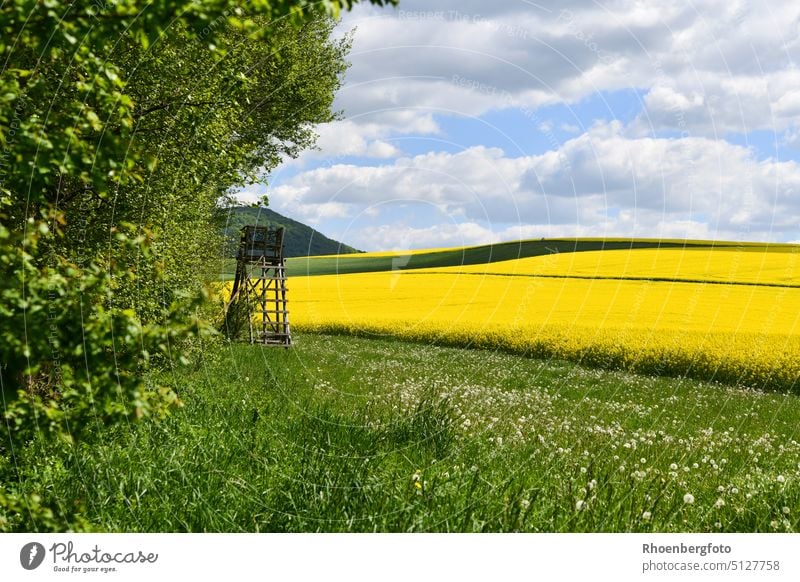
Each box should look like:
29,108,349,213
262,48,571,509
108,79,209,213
236,0,800,251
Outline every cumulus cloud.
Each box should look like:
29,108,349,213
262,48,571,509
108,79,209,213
333,0,800,135
270,122,800,248
353,222,500,250
235,0,800,249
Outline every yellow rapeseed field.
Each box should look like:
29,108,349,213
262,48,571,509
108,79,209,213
416,246,800,286
280,242,800,391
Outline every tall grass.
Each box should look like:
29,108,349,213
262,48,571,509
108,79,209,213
18,334,800,532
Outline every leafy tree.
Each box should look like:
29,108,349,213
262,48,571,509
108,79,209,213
0,0,397,531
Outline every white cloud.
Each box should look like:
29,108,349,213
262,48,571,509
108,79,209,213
314,121,402,159
330,0,800,137
353,222,499,250
270,122,800,247
238,0,800,249
775,90,800,119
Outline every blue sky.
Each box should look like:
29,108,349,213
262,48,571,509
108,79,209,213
236,0,800,250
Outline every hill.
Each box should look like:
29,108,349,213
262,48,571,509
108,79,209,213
286,237,777,277
220,206,361,258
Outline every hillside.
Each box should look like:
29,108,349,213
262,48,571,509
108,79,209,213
286,237,779,277
220,206,361,257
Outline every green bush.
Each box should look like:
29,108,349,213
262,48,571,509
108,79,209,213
0,213,210,531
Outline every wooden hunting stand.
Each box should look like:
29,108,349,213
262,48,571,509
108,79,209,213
227,225,291,346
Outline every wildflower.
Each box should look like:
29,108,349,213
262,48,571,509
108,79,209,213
782,506,790,515
520,499,530,510
714,498,725,509
642,511,652,521
777,475,786,483
669,463,678,471
683,493,695,504
576,499,586,511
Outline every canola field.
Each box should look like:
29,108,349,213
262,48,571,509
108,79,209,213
287,239,800,392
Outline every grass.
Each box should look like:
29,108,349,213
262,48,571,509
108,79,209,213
23,333,800,532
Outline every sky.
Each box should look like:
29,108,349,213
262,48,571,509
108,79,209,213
234,0,800,251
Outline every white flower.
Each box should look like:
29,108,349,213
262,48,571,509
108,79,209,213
782,506,790,515
669,463,678,471
520,499,530,509
777,475,786,483
683,493,695,504
714,498,725,509
642,511,652,521
576,499,586,511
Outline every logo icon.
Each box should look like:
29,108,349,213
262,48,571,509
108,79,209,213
20,542,46,570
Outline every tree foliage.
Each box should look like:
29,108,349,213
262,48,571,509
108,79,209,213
0,0,397,531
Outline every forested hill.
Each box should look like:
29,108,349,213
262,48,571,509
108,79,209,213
221,206,361,257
